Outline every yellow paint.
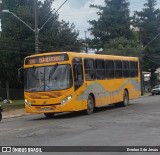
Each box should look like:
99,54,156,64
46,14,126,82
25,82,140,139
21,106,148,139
24,52,141,114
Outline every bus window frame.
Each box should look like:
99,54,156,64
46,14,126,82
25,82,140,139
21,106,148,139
95,59,105,80
72,57,84,90
122,60,130,78
129,61,137,78
105,59,115,79
84,58,96,81
114,60,123,79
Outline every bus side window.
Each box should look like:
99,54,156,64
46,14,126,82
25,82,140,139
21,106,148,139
105,60,114,79
129,61,136,77
95,59,105,80
114,60,123,78
122,61,129,78
84,59,96,80
73,58,84,90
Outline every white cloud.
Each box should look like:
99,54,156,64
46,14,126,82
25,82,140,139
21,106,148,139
53,0,105,39
54,0,160,39
1,0,160,37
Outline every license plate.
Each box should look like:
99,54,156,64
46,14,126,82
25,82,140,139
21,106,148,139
36,106,56,111
41,107,50,111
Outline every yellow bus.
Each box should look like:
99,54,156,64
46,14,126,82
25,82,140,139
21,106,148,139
23,52,141,118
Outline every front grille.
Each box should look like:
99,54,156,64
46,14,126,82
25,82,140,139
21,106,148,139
31,103,61,106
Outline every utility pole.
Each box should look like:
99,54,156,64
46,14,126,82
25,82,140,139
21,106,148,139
85,31,88,53
34,0,39,54
0,0,2,36
2,0,68,54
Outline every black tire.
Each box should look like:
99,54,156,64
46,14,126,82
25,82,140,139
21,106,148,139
115,90,129,107
117,90,129,107
85,95,94,115
0,112,2,122
44,113,55,119
122,90,129,107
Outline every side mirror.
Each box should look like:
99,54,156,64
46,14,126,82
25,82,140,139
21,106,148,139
18,67,24,83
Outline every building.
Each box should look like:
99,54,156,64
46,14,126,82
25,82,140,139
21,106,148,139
155,68,160,82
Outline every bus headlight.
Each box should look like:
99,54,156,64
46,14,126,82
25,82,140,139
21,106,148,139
25,99,31,107
61,95,72,105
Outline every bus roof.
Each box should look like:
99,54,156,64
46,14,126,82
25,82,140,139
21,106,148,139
25,51,138,61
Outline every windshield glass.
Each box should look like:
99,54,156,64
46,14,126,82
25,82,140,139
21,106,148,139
24,64,72,92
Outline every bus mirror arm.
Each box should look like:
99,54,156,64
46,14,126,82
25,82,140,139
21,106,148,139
18,67,24,83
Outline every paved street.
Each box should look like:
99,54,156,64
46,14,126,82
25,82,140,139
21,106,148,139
1,95,160,154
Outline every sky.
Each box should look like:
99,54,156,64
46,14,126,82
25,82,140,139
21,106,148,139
1,0,160,38
53,0,160,39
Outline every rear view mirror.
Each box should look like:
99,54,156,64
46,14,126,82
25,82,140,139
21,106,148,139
18,67,24,83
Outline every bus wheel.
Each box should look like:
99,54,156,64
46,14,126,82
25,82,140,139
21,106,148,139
85,95,94,115
122,90,129,107
44,113,55,119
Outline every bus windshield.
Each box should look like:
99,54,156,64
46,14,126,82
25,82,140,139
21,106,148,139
24,64,72,92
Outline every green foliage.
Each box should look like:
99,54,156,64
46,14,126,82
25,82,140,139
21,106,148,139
1,100,24,111
0,0,81,89
88,0,142,57
133,0,160,70
38,0,81,52
89,0,132,49
39,20,81,51
103,37,143,57
0,52,22,88
1,0,81,53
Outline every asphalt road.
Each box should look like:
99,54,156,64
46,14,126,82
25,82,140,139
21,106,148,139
1,95,160,154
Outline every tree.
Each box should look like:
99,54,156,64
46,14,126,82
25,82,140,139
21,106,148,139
133,0,160,87
103,37,143,57
1,0,81,53
89,0,132,49
0,0,81,98
38,0,81,52
133,0,160,68
39,20,81,52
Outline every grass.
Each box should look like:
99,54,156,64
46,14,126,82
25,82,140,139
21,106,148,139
0,100,24,111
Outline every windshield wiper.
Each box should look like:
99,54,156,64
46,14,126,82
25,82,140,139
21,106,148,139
49,63,58,82
30,66,45,81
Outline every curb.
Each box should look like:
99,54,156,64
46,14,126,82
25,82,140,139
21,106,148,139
139,94,151,98
3,113,31,119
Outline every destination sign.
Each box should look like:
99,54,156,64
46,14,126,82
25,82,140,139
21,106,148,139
25,54,69,65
